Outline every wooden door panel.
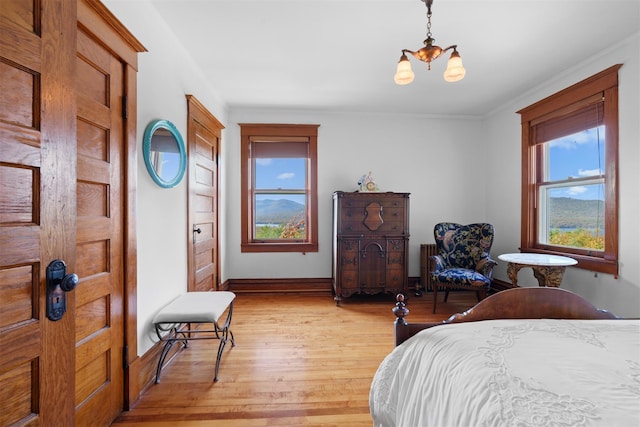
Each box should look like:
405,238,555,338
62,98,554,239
0,360,36,427
194,190,214,212
0,73,43,427
193,135,218,292
74,24,124,427
1,0,36,32
0,263,40,424
77,119,109,160
1,1,77,425
187,97,223,293
0,168,36,224
0,62,38,127
0,266,36,328
195,159,214,186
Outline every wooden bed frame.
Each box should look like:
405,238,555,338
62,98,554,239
393,287,619,346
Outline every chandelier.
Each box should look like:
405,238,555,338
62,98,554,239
394,0,466,85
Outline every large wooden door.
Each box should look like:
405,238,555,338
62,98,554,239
1,1,142,425
186,96,224,291
0,0,78,425
73,23,126,426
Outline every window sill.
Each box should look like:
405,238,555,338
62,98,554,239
522,247,618,277
241,242,318,253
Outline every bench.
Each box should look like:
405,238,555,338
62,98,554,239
152,291,236,383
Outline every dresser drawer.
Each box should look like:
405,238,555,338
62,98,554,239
339,214,405,235
339,195,406,209
337,205,407,235
338,240,359,270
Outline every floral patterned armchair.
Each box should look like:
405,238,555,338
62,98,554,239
430,222,497,313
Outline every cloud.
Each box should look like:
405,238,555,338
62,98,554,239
549,126,604,149
567,186,588,195
578,168,603,177
256,158,272,166
277,172,295,180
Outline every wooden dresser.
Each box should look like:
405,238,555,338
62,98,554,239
332,191,410,305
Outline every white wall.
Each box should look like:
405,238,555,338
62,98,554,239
104,0,228,354
224,110,486,281
486,33,640,318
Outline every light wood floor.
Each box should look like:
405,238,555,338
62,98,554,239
112,291,477,427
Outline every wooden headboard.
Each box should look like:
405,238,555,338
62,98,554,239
393,287,619,346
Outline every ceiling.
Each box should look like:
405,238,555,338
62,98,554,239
148,0,639,117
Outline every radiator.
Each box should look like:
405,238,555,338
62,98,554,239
419,244,438,292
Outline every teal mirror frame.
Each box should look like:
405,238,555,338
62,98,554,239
143,119,187,188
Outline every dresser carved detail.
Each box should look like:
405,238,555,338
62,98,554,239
332,191,410,305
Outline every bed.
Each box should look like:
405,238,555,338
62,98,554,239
369,287,640,427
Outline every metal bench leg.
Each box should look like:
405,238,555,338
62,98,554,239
213,302,235,381
155,339,174,384
154,327,188,383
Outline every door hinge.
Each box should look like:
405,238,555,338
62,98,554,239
122,95,128,120
122,345,129,369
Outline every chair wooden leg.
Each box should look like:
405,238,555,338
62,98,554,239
444,290,450,302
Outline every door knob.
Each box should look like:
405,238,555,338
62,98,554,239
46,259,78,321
192,226,202,243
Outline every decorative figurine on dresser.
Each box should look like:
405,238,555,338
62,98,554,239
332,191,410,305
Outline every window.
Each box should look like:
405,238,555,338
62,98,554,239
517,65,620,275
240,124,319,253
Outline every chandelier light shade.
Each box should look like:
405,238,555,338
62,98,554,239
395,0,465,84
394,54,415,85
443,50,465,82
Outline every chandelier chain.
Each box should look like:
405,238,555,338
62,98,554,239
426,10,432,38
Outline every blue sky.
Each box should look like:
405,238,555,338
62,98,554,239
255,158,306,205
548,125,605,201
256,158,305,189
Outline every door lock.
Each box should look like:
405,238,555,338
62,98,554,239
46,259,79,321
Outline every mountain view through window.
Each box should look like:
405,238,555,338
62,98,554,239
254,157,307,240
540,125,605,250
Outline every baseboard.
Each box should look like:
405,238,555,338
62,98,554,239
224,276,423,295
124,356,140,411
225,277,333,294
224,277,500,295
134,325,189,404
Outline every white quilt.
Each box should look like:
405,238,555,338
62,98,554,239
370,319,640,427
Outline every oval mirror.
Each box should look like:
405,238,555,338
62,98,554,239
143,119,186,188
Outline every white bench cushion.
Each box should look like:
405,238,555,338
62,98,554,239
152,291,235,324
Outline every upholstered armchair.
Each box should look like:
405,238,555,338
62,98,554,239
430,223,497,313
